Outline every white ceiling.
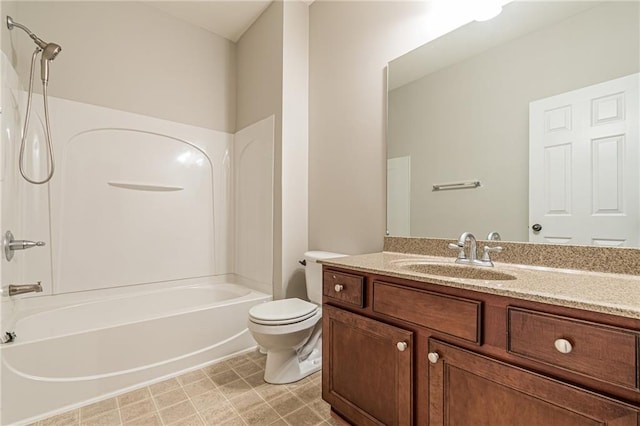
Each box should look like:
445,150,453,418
146,1,274,43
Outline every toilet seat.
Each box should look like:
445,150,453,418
249,298,319,326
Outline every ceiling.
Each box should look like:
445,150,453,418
145,1,274,43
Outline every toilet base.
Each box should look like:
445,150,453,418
263,346,322,384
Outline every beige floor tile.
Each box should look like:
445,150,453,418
117,387,151,407
159,400,197,425
254,357,267,369
123,413,162,426
153,387,189,409
229,390,265,413
120,398,156,423
269,420,289,426
218,378,252,399
211,369,242,386
241,403,280,426
306,398,332,420
225,354,252,368
232,361,263,378
292,382,321,404
245,350,265,361
243,371,267,389
80,409,121,426
149,377,181,396
203,361,231,377
39,410,80,426
177,369,207,386
221,417,248,426
183,377,217,398
199,401,239,424
283,406,323,426
169,414,205,426
269,393,305,417
80,399,117,420
255,384,291,403
190,389,227,413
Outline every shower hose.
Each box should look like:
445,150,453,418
19,47,55,185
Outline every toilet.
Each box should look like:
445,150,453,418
247,251,345,384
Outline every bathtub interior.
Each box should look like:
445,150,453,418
0,49,278,425
1,279,272,425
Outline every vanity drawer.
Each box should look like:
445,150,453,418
323,271,365,308
372,282,482,344
508,307,639,390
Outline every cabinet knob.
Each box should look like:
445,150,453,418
428,352,440,364
554,338,573,354
334,284,344,292
396,341,408,352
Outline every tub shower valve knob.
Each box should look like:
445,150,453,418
1,331,16,344
3,230,46,261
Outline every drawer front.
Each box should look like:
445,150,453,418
323,271,365,308
508,307,639,390
372,281,482,344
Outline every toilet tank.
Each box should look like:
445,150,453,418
304,251,346,304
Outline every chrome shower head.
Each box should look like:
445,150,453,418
6,16,62,83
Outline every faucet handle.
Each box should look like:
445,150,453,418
448,242,466,260
481,245,503,262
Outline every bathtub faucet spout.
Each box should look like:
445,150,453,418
1,281,42,297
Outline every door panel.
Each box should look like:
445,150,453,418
529,73,639,246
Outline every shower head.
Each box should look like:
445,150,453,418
40,42,61,83
6,16,62,83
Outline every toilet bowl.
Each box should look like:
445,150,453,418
247,251,345,384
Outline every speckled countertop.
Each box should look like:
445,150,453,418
321,252,640,320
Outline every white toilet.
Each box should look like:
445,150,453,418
248,250,345,384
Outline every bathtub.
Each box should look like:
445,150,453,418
0,279,271,425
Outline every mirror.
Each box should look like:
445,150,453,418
387,1,640,246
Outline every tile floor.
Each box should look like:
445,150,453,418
35,350,339,426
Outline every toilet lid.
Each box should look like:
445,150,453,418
249,298,318,325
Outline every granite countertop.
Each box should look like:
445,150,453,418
321,252,640,320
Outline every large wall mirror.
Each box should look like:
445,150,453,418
387,1,640,247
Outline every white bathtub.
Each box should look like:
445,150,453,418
0,280,271,425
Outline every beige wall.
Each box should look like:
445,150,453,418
236,1,309,299
281,1,310,298
308,1,431,255
388,2,640,242
2,1,235,132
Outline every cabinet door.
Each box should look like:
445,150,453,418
428,339,640,426
323,305,413,426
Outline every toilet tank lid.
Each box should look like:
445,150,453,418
304,251,347,262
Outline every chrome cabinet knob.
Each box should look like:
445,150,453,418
554,338,573,354
396,341,408,352
428,352,440,364
334,284,344,292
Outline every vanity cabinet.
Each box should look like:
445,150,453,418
322,266,640,425
323,305,413,425
428,339,640,425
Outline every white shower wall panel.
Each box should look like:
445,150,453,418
45,97,234,294
0,52,52,297
234,116,275,287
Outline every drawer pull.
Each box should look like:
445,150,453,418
428,352,440,364
554,338,573,354
396,341,408,352
334,284,344,292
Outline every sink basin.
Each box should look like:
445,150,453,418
397,262,517,281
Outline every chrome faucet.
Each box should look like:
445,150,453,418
1,281,43,297
487,231,501,241
449,232,502,267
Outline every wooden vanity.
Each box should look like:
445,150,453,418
320,254,640,425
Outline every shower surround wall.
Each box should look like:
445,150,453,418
0,81,275,298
